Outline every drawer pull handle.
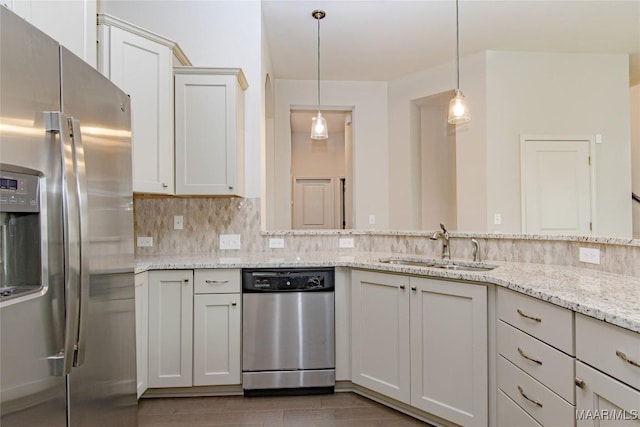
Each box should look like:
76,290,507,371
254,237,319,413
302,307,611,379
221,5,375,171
399,285,405,290
518,347,542,365
616,350,640,368
517,385,543,408
205,280,229,285
517,308,542,323
575,378,586,389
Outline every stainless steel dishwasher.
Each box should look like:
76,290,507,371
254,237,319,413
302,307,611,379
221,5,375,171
242,267,335,396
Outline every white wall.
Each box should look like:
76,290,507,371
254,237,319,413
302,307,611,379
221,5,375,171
100,0,263,197
388,52,488,232
631,84,640,237
273,79,388,229
486,51,632,237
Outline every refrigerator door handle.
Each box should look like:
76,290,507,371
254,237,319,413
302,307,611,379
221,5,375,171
68,117,90,367
50,111,81,376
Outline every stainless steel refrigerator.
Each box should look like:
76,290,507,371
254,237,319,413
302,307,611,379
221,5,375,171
0,8,137,426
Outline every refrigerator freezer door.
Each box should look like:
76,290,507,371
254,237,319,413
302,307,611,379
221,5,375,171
0,8,67,426
60,47,137,426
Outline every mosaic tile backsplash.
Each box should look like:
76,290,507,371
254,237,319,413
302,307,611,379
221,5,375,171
134,196,640,277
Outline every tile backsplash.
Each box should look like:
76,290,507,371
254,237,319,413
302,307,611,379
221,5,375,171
135,196,640,277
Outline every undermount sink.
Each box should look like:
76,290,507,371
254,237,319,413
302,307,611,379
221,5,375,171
379,258,497,272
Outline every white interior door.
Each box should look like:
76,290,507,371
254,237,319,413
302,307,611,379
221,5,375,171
293,177,334,229
521,137,593,235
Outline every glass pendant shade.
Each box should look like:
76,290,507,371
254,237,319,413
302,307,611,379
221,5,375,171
311,111,328,139
447,89,470,124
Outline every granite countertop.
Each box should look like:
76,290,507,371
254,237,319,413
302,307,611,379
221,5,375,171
136,252,640,334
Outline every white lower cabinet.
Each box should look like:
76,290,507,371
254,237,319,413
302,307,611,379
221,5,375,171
148,270,193,388
575,313,640,426
146,269,241,389
410,276,487,426
351,270,488,426
134,272,149,398
193,269,241,386
496,288,576,427
575,362,640,426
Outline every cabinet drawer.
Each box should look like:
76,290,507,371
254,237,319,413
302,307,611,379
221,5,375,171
497,389,542,427
194,269,240,294
576,314,640,390
498,356,575,426
498,320,575,403
498,288,574,355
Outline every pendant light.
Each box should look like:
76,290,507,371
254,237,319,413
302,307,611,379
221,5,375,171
448,0,470,124
311,9,328,139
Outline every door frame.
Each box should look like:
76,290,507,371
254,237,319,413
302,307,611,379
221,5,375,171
520,134,597,235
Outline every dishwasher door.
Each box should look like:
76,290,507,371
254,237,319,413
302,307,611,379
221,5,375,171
242,291,335,372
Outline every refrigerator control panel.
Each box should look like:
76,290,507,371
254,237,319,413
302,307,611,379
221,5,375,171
0,170,39,213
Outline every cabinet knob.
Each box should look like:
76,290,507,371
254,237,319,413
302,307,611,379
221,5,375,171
183,279,189,283
231,302,237,307
228,185,233,190
575,377,586,389
399,285,405,290
411,286,417,291
162,183,169,188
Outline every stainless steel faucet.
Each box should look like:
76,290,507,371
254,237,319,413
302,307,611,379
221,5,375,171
471,238,480,262
430,223,450,259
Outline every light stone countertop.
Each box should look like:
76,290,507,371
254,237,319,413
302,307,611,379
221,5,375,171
136,252,640,334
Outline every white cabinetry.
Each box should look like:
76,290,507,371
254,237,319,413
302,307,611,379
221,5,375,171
351,270,410,401
410,276,487,426
148,270,193,388
97,14,190,194
134,271,149,398
193,269,241,386
351,270,487,426
575,314,640,426
174,68,248,196
4,0,96,66
496,288,576,427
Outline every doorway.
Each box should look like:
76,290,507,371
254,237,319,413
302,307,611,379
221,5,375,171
289,110,353,229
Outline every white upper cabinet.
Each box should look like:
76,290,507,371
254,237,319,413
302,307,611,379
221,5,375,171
97,14,190,194
174,68,247,196
4,0,97,67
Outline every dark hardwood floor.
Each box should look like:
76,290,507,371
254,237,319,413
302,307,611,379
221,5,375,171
138,392,429,426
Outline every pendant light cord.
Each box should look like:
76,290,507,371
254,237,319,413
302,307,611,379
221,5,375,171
317,14,321,107
455,0,460,91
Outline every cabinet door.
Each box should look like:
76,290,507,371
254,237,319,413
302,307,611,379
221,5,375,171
351,270,410,403
410,277,488,427
6,0,96,66
193,294,241,386
148,270,193,388
134,272,149,398
100,26,174,194
576,362,640,426
174,72,243,195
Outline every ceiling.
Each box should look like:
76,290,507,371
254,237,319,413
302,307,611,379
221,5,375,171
261,0,640,85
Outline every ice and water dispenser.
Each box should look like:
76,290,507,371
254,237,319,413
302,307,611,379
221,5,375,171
0,169,42,299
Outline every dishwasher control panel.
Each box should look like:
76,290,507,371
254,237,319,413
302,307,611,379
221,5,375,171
242,268,334,292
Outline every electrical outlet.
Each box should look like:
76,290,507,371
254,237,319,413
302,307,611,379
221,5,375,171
339,237,354,248
219,234,241,250
579,247,600,264
494,213,502,225
173,215,183,230
369,215,376,225
269,238,285,249
137,236,153,247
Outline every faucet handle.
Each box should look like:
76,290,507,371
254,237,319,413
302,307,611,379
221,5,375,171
440,223,448,233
